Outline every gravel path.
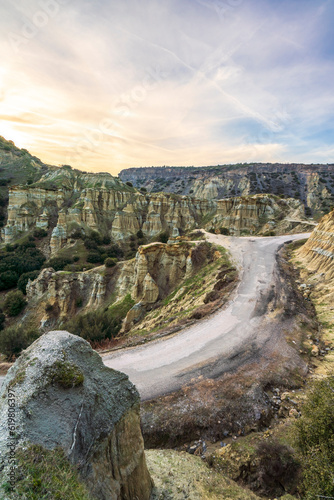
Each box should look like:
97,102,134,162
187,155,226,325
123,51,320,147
103,233,310,400
0,233,309,395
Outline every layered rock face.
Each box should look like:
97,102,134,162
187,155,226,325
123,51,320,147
0,331,153,500
297,210,334,279
26,242,196,329
208,194,312,235
26,267,107,326
2,184,215,252
119,163,334,213
2,186,64,243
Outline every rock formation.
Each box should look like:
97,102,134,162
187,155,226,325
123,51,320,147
297,209,334,279
1,183,215,251
26,242,197,330
209,194,312,235
0,330,153,500
1,183,312,250
119,163,334,214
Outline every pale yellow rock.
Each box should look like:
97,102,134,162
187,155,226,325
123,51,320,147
297,210,334,279
142,273,160,304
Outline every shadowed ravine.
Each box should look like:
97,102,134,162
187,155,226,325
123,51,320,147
103,232,310,400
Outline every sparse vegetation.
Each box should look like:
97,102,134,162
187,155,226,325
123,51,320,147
5,444,93,500
0,324,40,360
4,290,27,316
64,295,134,345
50,361,84,389
294,374,334,498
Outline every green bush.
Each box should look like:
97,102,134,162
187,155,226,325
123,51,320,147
219,227,230,235
0,312,5,331
89,230,102,244
0,245,45,290
4,290,27,316
86,251,102,264
104,257,117,268
294,374,334,498
83,238,98,250
0,270,19,290
102,235,111,245
17,270,40,294
0,324,39,360
254,441,300,497
158,231,169,243
48,256,74,271
65,309,121,343
65,295,134,344
105,244,124,259
70,228,84,239
33,227,48,239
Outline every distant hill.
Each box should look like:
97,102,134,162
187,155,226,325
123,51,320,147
119,163,334,216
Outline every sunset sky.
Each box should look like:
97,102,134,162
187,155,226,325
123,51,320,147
0,0,333,175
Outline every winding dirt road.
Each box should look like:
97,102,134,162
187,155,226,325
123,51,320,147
0,233,310,394
104,232,310,400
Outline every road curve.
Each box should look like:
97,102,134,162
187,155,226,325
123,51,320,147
0,233,309,394
104,233,310,400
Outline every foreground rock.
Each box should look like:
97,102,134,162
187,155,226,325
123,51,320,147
0,331,153,500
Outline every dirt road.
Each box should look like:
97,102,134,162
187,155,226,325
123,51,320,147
0,233,309,394
103,233,310,400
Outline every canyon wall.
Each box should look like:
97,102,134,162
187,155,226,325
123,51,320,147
119,163,334,214
26,242,197,330
297,210,334,279
209,194,313,235
1,184,311,250
1,184,215,250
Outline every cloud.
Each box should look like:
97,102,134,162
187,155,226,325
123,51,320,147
0,0,333,173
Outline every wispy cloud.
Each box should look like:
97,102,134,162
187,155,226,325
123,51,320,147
0,0,333,173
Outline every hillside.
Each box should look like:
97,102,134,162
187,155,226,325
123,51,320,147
119,163,334,215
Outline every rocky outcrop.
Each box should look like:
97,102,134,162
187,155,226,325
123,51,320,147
1,186,63,243
1,183,215,253
208,194,312,235
0,330,153,500
297,209,334,279
26,242,197,330
26,267,107,328
119,163,334,214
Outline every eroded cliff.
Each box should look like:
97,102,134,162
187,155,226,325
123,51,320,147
119,163,334,214
25,241,204,332
297,209,334,279
1,183,215,250
208,194,313,235
1,184,312,251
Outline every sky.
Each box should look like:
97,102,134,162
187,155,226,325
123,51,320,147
0,0,333,175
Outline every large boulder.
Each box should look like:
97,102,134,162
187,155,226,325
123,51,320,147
0,331,153,500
